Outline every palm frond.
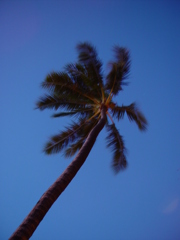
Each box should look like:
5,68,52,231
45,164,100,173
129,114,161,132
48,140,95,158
36,95,63,110
44,119,86,154
76,42,104,91
65,63,102,100
111,104,126,120
64,138,84,157
51,107,94,118
106,124,127,173
42,72,100,105
36,94,92,112
111,103,148,131
64,117,99,157
105,47,130,95
65,63,90,90
114,46,130,75
42,72,72,92
45,115,99,156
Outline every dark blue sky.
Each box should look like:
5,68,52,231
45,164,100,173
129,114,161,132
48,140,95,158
1,1,180,239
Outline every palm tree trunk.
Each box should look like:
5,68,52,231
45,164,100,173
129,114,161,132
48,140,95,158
9,106,107,240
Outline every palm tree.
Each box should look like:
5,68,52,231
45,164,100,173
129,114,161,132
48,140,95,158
9,42,147,240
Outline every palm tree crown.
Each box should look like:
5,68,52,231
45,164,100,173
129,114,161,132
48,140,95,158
36,42,147,173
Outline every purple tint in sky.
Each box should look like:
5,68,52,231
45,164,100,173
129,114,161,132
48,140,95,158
0,1,180,240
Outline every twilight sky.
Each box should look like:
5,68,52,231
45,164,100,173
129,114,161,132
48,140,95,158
1,1,180,239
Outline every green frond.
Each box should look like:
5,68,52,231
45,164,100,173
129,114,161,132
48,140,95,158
126,104,148,131
44,119,86,154
36,94,63,110
64,117,99,157
65,63,89,90
52,111,82,118
113,46,130,74
64,138,84,157
105,47,130,95
106,124,127,173
51,107,94,118
41,72,88,102
65,63,102,100
111,104,127,120
42,72,72,92
36,94,92,112
82,116,99,134
76,42,104,91
44,113,99,155
111,103,148,131
42,71,100,105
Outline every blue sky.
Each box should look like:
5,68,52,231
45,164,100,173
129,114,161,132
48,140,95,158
0,1,180,239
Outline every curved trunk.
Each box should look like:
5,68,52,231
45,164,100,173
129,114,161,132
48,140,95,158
9,107,106,240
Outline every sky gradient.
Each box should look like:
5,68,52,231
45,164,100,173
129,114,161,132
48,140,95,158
1,1,180,239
